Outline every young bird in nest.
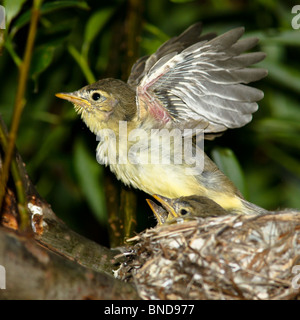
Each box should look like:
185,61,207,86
147,195,229,225
56,23,267,215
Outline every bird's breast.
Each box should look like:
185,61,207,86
96,133,203,197
95,130,244,213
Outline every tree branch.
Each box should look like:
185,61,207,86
0,227,139,300
0,0,43,230
0,115,140,299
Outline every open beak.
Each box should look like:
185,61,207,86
152,194,178,218
146,199,168,225
55,92,90,108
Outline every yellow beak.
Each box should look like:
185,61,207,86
55,92,91,107
152,194,178,219
146,199,168,225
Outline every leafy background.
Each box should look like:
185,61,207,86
1,0,300,246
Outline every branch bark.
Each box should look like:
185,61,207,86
0,116,140,300
0,227,139,300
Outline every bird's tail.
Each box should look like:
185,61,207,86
240,198,268,215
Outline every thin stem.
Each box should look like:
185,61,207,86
106,0,144,247
68,45,96,84
4,36,22,67
0,119,28,229
0,0,43,230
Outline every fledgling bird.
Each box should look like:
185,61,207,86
56,23,268,215
147,194,229,225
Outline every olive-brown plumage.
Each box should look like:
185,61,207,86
147,194,229,225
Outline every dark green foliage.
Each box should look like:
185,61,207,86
1,0,299,244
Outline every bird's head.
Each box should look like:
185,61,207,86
56,78,137,135
147,195,194,225
153,195,196,219
148,194,229,225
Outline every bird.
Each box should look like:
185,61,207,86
146,198,169,225
56,22,268,215
147,194,229,225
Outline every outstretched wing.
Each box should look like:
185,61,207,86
130,26,267,133
127,22,216,88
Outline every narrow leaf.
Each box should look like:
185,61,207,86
82,7,114,59
30,45,55,82
3,0,27,27
11,1,89,37
211,147,248,198
73,138,107,225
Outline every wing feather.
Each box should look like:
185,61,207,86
128,22,216,87
132,26,267,133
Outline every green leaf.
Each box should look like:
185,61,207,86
40,0,89,11
30,45,55,83
73,138,107,225
28,126,69,172
211,147,248,198
3,35,22,66
253,118,300,133
142,23,170,56
11,1,89,37
143,23,170,42
3,0,27,27
82,7,114,59
260,59,300,94
264,90,300,121
263,144,300,177
68,45,96,84
260,30,300,47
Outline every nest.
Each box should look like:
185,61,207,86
116,210,300,300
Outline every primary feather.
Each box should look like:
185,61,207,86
129,24,267,134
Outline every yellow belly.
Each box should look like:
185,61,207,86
111,161,243,212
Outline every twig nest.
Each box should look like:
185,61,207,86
116,211,300,300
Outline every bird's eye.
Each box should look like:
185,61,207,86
180,208,188,216
92,92,101,101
